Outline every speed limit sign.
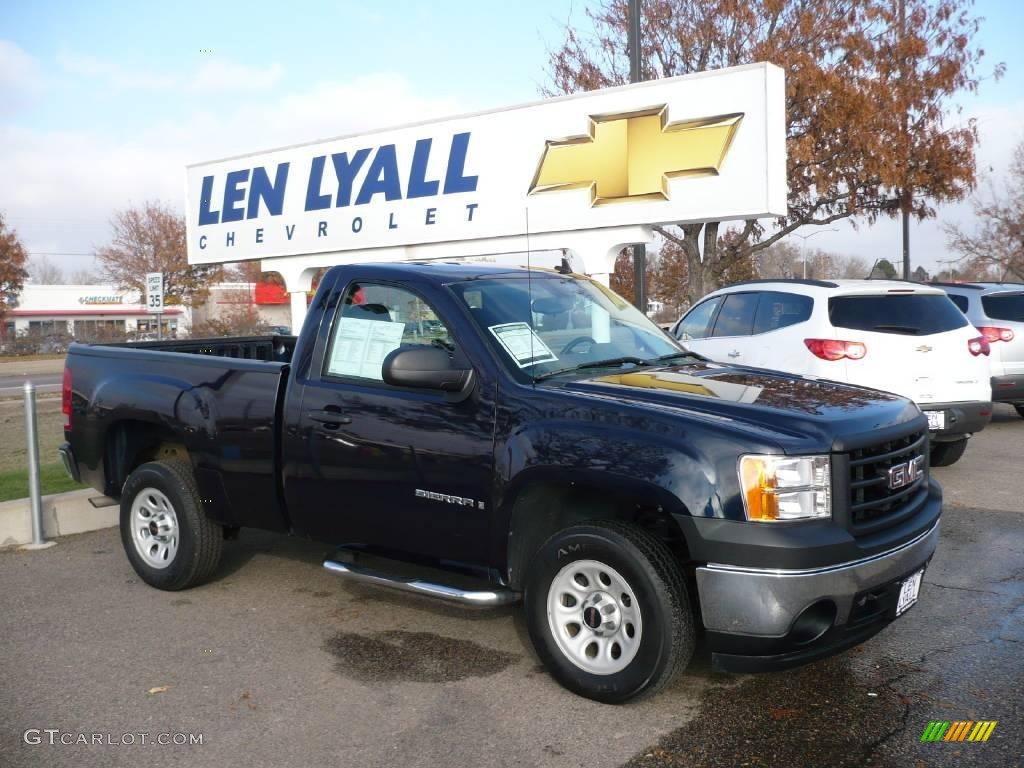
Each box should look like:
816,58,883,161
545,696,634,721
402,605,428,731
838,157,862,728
146,272,164,314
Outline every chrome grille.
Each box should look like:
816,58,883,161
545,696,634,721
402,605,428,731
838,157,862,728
848,430,928,531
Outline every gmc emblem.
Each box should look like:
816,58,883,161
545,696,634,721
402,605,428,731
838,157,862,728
888,455,925,491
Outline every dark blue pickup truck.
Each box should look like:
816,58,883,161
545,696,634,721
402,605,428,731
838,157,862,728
61,263,941,702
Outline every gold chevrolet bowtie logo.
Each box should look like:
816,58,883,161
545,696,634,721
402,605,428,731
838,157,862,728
529,107,743,206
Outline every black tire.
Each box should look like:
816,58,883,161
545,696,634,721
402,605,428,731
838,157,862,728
119,460,223,591
930,438,968,467
1015,405,1024,419
524,521,694,704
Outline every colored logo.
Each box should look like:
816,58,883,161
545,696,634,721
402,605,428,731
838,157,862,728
921,721,997,742
530,107,743,206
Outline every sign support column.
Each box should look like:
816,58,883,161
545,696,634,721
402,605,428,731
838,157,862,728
628,0,647,312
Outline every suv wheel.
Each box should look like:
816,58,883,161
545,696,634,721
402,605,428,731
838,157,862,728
120,460,223,591
930,438,968,467
1015,405,1024,419
524,521,694,703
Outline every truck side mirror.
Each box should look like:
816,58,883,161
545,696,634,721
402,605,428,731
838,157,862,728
382,346,472,393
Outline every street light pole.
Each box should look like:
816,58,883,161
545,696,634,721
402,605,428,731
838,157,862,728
628,0,647,312
792,228,839,279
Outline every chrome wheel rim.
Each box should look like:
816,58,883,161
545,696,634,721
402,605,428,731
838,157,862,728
131,488,179,570
546,559,642,675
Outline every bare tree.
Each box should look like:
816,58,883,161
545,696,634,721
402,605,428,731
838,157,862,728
836,255,871,279
945,139,1024,281
95,201,222,307
69,267,101,284
27,255,65,284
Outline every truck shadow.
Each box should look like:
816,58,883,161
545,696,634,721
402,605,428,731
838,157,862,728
211,528,736,684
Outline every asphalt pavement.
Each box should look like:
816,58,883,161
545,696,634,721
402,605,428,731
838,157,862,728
0,358,65,396
0,406,1021,768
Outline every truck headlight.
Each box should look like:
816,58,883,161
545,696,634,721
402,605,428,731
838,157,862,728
738,455,831,522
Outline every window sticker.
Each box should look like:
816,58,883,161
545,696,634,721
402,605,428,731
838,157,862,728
488,322,558,368
328,317,406,380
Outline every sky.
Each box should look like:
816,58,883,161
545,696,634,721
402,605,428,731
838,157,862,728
2,0,1022,281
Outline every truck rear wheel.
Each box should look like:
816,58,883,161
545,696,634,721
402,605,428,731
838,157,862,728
930,438,968,467
524,521,694,703
120,460,223,591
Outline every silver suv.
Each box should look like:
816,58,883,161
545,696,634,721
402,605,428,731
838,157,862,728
936,282,1024,417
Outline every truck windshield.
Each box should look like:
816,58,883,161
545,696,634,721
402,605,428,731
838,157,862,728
448,274,685,379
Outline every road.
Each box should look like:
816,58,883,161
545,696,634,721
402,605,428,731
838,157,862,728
0,359,64,397
0,406,1021,768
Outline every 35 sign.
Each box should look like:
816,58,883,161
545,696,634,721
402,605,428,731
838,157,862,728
146,273,164,314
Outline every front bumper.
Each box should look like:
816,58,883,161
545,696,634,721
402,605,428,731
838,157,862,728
917,400,991,441
991,374,1024,404
696,520,939,672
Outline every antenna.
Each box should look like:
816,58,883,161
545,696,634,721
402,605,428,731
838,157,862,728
865,258,880,280
525,207,535,382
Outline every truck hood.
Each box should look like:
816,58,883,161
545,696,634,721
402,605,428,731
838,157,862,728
550,361,923,451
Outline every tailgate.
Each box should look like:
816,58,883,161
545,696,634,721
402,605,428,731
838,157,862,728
828,291,990,404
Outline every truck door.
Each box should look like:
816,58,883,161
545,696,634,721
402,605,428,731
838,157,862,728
284,280,495,568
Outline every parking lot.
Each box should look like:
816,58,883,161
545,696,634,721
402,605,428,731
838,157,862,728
0,406,1021,768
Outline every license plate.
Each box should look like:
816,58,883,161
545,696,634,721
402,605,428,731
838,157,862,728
924,410,945,430
896,570,924,616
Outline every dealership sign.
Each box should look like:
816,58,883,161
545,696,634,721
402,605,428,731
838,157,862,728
186,63,785,266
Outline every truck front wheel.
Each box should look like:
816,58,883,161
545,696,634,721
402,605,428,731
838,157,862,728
524,521,694,703
119,460,223,591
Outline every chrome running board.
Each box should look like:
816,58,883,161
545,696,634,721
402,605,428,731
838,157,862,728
323,559,519,606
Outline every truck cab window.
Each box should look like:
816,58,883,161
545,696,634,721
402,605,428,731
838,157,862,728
326,283,453,380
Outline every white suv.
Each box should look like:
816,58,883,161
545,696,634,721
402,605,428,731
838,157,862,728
935,282,1024,418
669,279,993,466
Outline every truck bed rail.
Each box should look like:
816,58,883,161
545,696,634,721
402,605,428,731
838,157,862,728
105,335,296,363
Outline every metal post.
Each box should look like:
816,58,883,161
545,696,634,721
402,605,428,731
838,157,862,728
628,0,647,311
21,381,54,550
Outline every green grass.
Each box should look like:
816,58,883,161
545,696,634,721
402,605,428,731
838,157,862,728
0,461,85,502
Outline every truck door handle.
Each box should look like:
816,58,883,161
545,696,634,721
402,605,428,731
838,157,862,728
727,350,741,358
308,409,351,426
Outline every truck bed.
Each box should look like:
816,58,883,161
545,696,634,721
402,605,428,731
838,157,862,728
107,334,297,363
65,337,293,532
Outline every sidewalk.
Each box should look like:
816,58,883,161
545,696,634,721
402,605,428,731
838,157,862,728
0,488,117,548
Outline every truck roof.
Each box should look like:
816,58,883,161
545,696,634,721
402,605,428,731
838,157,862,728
331,261,566,284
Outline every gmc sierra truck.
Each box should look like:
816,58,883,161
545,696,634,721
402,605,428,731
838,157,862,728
61,263,941,703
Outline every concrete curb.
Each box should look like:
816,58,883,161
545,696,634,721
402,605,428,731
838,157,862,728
0,489,118,549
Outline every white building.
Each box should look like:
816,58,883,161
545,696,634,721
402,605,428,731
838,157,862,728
3,283,186,341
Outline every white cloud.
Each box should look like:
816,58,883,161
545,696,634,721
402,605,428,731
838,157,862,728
0,73,465,268
57,51,178,91
0,40,43,114
56,51,283,94
190,59,283,93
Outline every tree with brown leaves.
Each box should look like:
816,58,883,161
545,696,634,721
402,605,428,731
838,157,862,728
548,0,999,302
946,139,1024,281
95,201,222,306
0,213,29,325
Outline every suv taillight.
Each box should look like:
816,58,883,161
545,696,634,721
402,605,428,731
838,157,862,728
968,336,991,356
62,366,72,431
977,326,1015,343
804,338,867,361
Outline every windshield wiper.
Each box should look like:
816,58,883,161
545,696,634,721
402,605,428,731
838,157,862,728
575,356,653,370
655,350,706,363
532,356,653,381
